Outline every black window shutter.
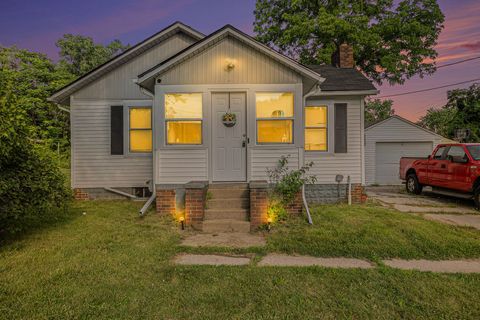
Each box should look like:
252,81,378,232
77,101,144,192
111,106,124,155
334,103,347,153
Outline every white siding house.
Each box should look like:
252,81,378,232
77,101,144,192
50,22,377,203
365,115,451,185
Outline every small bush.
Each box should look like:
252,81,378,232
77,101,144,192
0,85,71,236
266,155,317,205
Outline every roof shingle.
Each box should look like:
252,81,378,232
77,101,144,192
308,65,376,91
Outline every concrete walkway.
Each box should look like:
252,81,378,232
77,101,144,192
172,254,480,273
258,254,373,269
180,232,266,248
424,214,480,230
383,259,480,273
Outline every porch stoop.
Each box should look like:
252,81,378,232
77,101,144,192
203,183,251,233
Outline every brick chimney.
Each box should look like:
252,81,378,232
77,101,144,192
332,43,354,68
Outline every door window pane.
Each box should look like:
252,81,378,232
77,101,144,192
434,146,446,159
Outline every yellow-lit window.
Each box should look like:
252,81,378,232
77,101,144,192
129,108,152,152
305,106,327,151
256,92,294,144
165,93,202,144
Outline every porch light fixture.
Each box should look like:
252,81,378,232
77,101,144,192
225,58,235,71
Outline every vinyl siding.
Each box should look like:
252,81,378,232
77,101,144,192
365,117,448,185
159,36,302,85
71,100,152,188
305,97,363,184
250,147,300,180
156,149,208,184
75,33,196,100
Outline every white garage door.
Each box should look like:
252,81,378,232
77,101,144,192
375,142,433,185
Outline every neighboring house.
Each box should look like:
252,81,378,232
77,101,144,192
365,115,452,185
49,22,377,227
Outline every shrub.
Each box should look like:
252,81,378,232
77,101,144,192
266,155,317,205
0,85,71,236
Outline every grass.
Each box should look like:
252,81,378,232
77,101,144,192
1,201,480,319
267,204,480,260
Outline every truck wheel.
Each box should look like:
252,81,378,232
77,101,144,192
474,188,480,210
406,174,423,195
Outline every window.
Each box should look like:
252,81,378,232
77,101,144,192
305,106,328,151
433,146,446,159
447,146,467,161
165,93,202,145
129,107,152,152
256,92,293,143
467,145,480,160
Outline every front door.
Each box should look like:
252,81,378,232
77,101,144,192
212,92,247,181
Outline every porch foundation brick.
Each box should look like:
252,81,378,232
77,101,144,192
156,189,176,216
352,184,367,204
285,191,303,215
249,180,269,231
73,188,89,200
185,181,208,230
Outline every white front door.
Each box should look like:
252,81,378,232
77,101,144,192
212,92,247,181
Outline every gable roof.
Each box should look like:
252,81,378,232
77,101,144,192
48,22,205,105
365,115,447,139
136,25,325,90
308,65,376,92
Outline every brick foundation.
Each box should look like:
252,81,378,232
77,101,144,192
156,189,176,216
285,191,303,215
249,181,268,231
184,181,207,230
352,184,367,204
74,188,89,200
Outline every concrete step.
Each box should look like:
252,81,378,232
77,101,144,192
207,198,249,210
208,183,249,190
208,188,249,199
204,209,249,220
202,219,251,233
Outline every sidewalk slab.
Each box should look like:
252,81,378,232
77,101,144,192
181,232,266,248
174,254,251,266
258,254,374,269
393,204,475,214
424,214,480,230
383,259,480,273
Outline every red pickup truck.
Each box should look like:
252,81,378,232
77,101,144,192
399,143,480,208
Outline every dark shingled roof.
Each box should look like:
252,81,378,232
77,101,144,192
308,65,376,91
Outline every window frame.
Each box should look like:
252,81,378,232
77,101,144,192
164,93,203,146
255,92,295,145
304,105,328,152
127,105,152,154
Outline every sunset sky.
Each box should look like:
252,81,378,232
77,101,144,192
1,0,479,121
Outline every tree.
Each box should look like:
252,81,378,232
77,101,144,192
0,79,71,236
254,0,444,85
419,84,480,141
0,46,72,150
365,98,394,125
56,34,130,77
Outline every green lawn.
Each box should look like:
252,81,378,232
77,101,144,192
267,204,480,260
1,201,480,319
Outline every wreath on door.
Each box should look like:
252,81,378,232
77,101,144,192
222,93,237,127
222,112,237,127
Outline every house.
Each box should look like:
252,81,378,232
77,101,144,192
365,115,452,185
49,22,377,230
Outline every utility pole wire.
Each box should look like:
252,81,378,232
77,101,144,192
436,55,480,69
377,78,480,98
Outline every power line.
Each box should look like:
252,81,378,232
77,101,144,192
437,55,480,69
378,78,480,98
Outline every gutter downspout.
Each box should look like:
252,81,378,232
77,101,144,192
302,83,323,225
136,79,156,216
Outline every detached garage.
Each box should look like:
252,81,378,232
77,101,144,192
365,115,451,185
